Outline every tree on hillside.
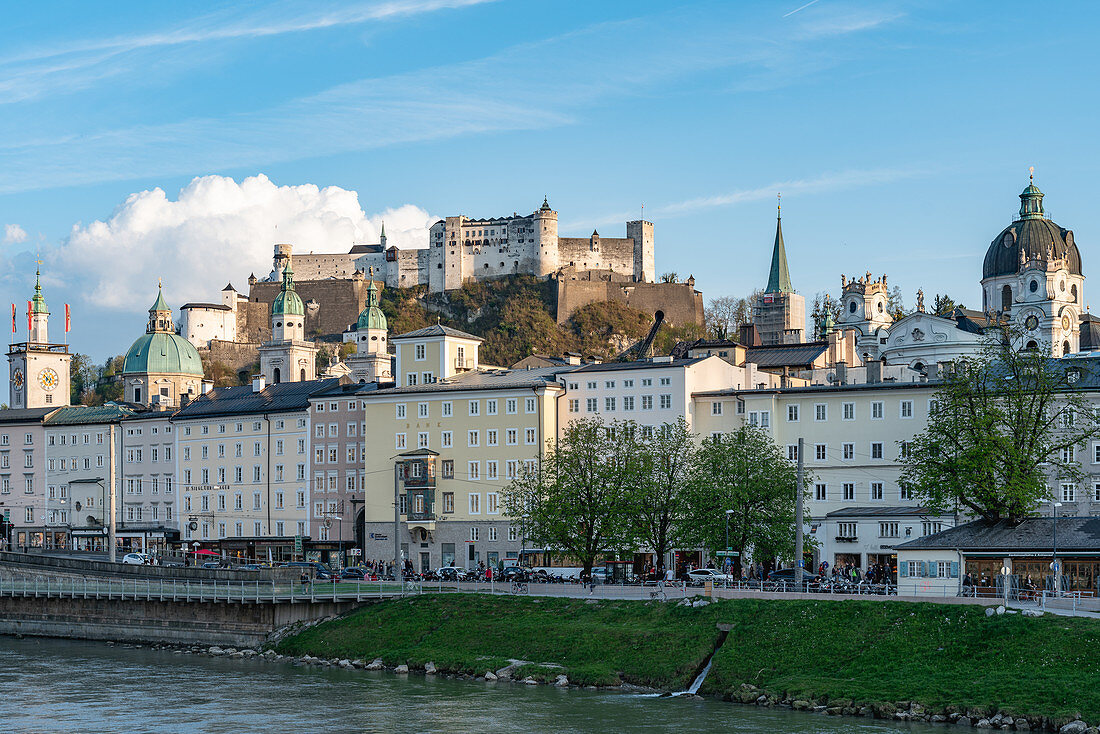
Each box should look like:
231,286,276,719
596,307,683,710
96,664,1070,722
900,327,1100,522
501,417,640,579
704,294,758,340
681,425,804,575
88,355,125,405
566,301,652,358
481,293,569,366
623,419,696,573
203,358,236,387
70,353,98,405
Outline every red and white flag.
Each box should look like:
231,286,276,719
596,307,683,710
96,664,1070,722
10,304,14,334
26,301,31,333
65,304,70,333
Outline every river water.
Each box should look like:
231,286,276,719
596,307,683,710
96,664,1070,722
1,637,941,734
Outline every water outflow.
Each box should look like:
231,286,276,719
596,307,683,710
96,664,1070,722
674,627,728,696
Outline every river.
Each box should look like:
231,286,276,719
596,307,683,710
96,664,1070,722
1,637,942,733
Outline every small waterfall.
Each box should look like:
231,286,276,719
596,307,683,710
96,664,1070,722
685,655,714,695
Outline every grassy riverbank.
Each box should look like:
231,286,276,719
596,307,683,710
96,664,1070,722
276,595,1100,723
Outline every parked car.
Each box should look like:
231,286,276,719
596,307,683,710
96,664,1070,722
686,568,734,586
500,566,528,582
340,567,367,580
281,561,335,579
436,566,467,581
238,564,263,571
121,552,151,565
589,567,612,585
766,568,820,584
201,561,222,569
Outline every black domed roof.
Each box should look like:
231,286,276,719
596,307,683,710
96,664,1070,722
983,183,1081,279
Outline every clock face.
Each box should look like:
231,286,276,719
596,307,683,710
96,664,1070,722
12,368,23,390
1062,315,1072,332
38,368,59,392
1025,315,1039,331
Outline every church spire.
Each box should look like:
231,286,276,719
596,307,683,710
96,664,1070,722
765,193,793,294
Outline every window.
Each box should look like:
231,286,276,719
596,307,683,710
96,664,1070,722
395,433,406,449
569,399,579,413
468,400,479,416
605,397,616,412
787,405,799,422
711,402,722,416
488,527,498,542
443,492,454,513
623,396,634,411
469,493,481,514
837,522,857,538
442,460,454,479
487,399,497,416
442,401,453,417
814,483,827,501
842,443,854,460
659,395,671,410
879,522,899,538
506,429,517,445
275,492,284,509
871,442,883,460
441,431,453,448
395,404,406,419
899,482,913,501
871,482,883,500
641,395,653,411
659,377,670,386
418,403,429,418
467,462,480,480
297,491,305,508
814,404,827,421
814,444,826,461
506,398,517,414
470,527,480,542
1062,446,1076,463
415,343,426,360
1062,483,1077,503
922,521,943,536
586,398,597,413
900,400,914,419
525,397,536,413
525,428,536,445
843,483,855,501
508,526,519,542
899,441,912,459
417,432,429,449
487,429,498,446
487,491,499,514
871,401,884,420
1095,483,1100,502
467,430,479,447
843,402,855,420
787,444,799,461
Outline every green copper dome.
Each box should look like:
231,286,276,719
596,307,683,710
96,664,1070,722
122,287,204,377
122,332,204,376
356,275,387,330
31,269,48,314
271,263,304,317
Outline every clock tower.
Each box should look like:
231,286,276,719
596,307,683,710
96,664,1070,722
8,268,71,409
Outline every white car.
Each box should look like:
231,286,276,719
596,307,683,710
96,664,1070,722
121,552,151,565
686,568,733,585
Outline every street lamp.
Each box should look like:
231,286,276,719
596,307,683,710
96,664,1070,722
1043,500,1063,596
724,510,736,574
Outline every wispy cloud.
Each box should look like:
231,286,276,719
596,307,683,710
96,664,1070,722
0,0,498,104
563,167,933,231
3,223,27,244
0,3,905,194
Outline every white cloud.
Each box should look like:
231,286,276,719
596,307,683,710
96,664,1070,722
55,174,436,311
4,223,27,243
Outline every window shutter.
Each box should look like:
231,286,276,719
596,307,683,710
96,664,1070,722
899,562,908,578
950,562,959,578
919,561,928,577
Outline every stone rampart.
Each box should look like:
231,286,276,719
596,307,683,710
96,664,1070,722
555,278,704,326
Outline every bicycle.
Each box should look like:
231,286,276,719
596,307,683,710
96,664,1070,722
510,581,529,595
648,581,668,601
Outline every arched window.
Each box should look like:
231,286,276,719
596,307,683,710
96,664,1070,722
1063,341,1071,356
1001,285,1012,311
272,368,281,384
134,387,142,403
1025,340,1038,351
300,368,306,381
1071,284,1078,303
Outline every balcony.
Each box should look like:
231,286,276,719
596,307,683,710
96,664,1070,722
455,358,474,370
835,535,858,543
406,489,435,523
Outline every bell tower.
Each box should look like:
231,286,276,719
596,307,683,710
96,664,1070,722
8,267,72,409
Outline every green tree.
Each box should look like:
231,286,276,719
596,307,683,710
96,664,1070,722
900,328,1100,522
932,293,963,316
502,417,640,578
91,355,125,405
69,353,98,405
624,419,696,573
704,293,758,340
682,425,804,575
887,284,907,321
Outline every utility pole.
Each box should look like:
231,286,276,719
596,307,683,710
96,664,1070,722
393,461,401,580
794,436,804,592
108,424,117,563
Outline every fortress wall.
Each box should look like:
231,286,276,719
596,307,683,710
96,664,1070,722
556,279,704,327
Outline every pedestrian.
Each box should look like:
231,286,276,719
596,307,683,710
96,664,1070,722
299,571,308,590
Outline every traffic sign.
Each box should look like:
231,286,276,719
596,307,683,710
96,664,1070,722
798,559,805,568
294,535,303,553
715,551,740,557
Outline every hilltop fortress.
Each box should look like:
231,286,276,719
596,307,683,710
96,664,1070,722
179,199,700,357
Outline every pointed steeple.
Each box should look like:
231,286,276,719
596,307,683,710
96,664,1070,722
30,267,48,314
765,194,793,294
379,220,387,248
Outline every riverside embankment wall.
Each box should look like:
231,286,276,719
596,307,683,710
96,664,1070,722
0,595,367,647
0,551,297,582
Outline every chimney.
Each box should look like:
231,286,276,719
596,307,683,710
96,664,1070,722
202,379,215,394
564,353,582,366
867,360,882,384
180,394,191,408
252,376,267,393
835,361,847,386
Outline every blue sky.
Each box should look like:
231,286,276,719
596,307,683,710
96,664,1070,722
1,0,1098,361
